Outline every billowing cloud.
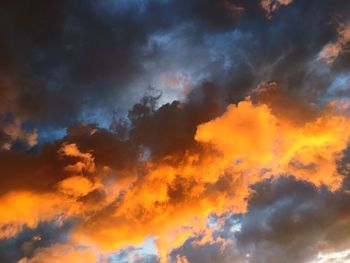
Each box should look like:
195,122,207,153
2,85,350,262
170,176,350,263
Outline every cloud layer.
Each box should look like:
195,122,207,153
1,0,350,263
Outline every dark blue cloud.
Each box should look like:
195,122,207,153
1,0,348,146
0,220,74,263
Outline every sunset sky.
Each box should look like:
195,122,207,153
1,0,350,262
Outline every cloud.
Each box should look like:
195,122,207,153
196,96,350,190
1,1,350,262
0,0,247,137
0,191,71,239
261,0,294,17
319,23,350,64
171,175,350,263
0,117,38,150
18,243,101,263
1,0,349,142
235,177,350,263
0,220,73,262
1,83,350,261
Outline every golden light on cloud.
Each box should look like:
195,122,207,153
1,74,350,263
2,89,350,261
3,1,350,262
196,99,350,190
4,91,346,262
1,92,350,262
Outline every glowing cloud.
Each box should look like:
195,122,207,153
53,96,350,261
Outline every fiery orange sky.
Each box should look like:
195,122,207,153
1,0,350,263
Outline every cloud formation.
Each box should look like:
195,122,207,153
260,0,294,17
1,0,350,263
319,23,350,64
2,85,350,262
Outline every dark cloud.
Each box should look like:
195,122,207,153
0,0,245,132
0,220,73,263
237,177,350,263
170,232,242,263
1,0,348,141
126,82,226,159
0,122,142,194
171,175,350,263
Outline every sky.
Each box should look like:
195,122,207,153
1,0,350,262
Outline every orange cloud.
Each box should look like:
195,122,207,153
0,144,106,239
57,176,99,198
3,93,350,262
196,99,350,189
58,143,96,175
68,98,350,261
0,191,71,239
